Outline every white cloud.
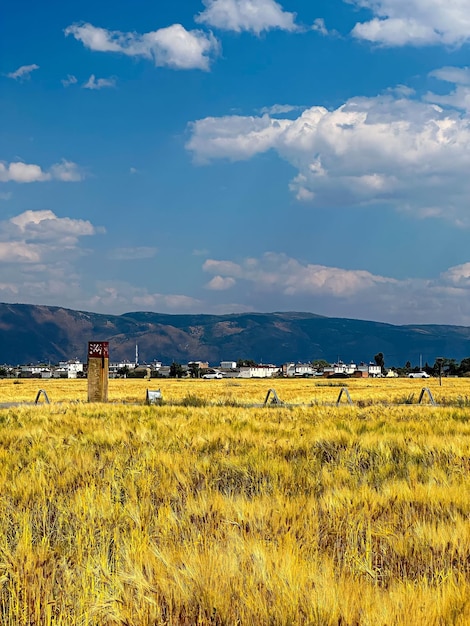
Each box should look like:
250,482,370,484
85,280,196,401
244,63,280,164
440,262,470,287
204,253,395,297
195,0,297,34
83,74,116,90
425,67,470,111
6,64,40,80
430,67,470,86
0,242,42,263
206,275,236,290
61,74,78,87
387,84,416,97
87,282,202,313
187,114,291,163
259,104,303,115
312,18,329,35
425,86,470,111
0,215,100,329
0,162,49,183
348,0,470,47
0,210,104,311
187,91,470,224
49,160,84,182
203,259,243,276
65,22,219,71
8,210,98,246
0,160,84,183
202,252,470,325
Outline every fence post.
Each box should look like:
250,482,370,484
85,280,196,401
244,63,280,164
418,387,436,406
34,389,50,404
336,387,353,406
264,389,282,406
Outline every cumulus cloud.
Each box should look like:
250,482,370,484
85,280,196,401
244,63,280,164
425,67,470,111
204,253,396,297
430,67,470,85
348,0,470,47
0,162,49,183
202,252,470,325
187,90,470,224
187,114,291,163
0,210,105,310
195,0,297,34
0,160,84,183
49,160,84,182
439,263,470,287
7,210,98,247
83,75,116,90
206,275,236,290
65,22,219,71
6,64,39,80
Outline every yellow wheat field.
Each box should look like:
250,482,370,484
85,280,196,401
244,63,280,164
0,378,469,625
1,375,469,405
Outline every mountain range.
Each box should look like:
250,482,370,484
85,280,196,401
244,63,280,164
1,302,470,367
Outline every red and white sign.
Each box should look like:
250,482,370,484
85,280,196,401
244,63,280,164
87,342,109,359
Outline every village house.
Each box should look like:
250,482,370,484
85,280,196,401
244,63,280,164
283,363,314,377
238,364,281,378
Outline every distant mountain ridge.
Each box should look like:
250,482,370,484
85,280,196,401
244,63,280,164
1,302,470,366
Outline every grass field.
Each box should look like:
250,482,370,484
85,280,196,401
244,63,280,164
0,378,469,625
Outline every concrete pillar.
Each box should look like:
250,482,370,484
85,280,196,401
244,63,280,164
87,342,109,402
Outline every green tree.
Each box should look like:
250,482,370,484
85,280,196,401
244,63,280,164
311,359,329,370
170,362,184,378
188,362,200,378
458,357,470,376
236,359,258,367
374,352,385,373
117,365,130,378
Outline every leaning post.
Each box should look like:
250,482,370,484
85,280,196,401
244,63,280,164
87,341,109,402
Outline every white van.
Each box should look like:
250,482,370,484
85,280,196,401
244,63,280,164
409,372,430,378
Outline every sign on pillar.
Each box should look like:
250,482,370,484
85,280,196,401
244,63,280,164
87,341,109,402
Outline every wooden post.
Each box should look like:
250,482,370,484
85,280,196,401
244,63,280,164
87,342,109,402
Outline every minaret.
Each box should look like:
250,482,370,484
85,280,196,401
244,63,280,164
135,343,139,366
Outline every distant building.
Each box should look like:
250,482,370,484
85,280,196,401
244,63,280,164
20,365,51,378
220,361,237,370
283,363,314,377
109,361,137,378
57,360,84,379
238,365,280,378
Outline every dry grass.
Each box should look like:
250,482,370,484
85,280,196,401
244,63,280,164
2,375,469,406
0,379,468,624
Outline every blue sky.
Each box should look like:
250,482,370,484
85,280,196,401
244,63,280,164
2,0,470,324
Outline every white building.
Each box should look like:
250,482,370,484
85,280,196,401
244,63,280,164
284,363,314,377
57,360,84,379
21,365,51,378
109,361,137,377
220,361,237,370
367,363,382,377
238,365,280,378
